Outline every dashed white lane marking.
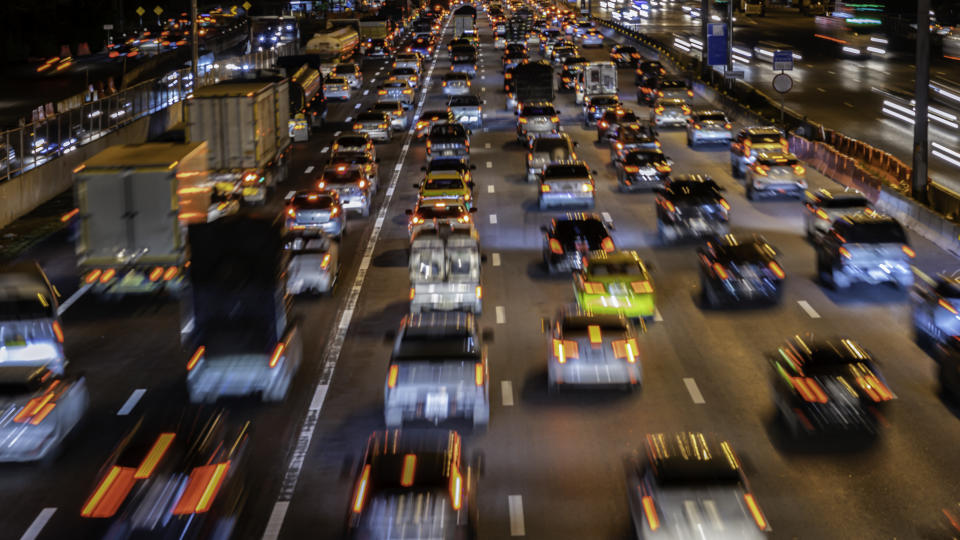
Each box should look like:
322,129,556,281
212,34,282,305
798,300,821,319
57,284,91,316
828,70,836,75
262,25,446,540
286,190,296,199
345,116,352,122
683,378,706,404
489,214,498,224
117,388,146,416
816,87,826,93
362,89,369,96
486,161,493,168
487,185,495,193
492,252,501,266
354,103,362,109
843,102,854,108
601,212,612,222
501,380,515,406
485,142,491,149
20,508,56,540
319,147,328,154
482,87,487,91
508,495,526,536
334,130,342,137
304,165,315,174
654,309,663,322
496,306,506,324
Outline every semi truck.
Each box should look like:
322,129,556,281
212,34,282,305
73,142,216,296
358,17,390,41
453,5,477,37
304,26,359,75
508,60,555,110
187,79,291,205
182,213,302,403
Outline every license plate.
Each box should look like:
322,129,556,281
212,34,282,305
4,337,26,347
425,392,449,418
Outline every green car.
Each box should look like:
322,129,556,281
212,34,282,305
573,251,656,318
415,171,475,209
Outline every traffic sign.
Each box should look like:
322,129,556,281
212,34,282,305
231,5,238,14
773,49,793,71
135,6,145,16
153,5,163,16
103,24,114,30
242,1,252,10
724,70,745,79
772,73,793,93
706,23,728,66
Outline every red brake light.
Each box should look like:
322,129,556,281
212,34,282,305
792,376,828,403
718,199,730,211
135,433,175,479
839,246,852,259
81,466,137,518
187,346,204,371
400,454,417,487
552,338,579,363
51,321,64,343
856,374,894,402
549,238,563,254
815,208,830,220
601,237,615,253
768,261,786,279
940,298,959,315
712,263,729,280
388,365,399,388
269,343,285,368
902,245,916,258
642,494,660,530
623,165,639,173
744,493,768,530
475,363,484,386
352,464,371,513
449,465,463,510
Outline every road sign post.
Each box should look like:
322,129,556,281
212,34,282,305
154,5,163,26
772,73,793,125
773,50,793,71
136,6,145,27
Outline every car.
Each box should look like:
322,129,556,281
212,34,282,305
655,175,730,243
284,190,345,239
370,101,408,130
442,71,472,96
697,235,785,307
285,234,339,295
505,42,528,56
580,28,603,47
615,148,671,191
378,80,415,107
654,77,694,101
627,432,771,539
448,94,485,130
393,52,422,73
559,67,579,92
636,60,666,81
803,188,873,242
345,430,480,537
583,94,621,126
415,172,475,209
730,126,787,178
768,335,895,437
332,133,375,159
353,111,393,142
543,308,642,392
744,152,807,200
516,101,561,144
317,164,376,217
610,124,661,162
574,250,655,318
383,313,490,427
597,108,642,142
422,156,476,181
451,57,478,78
610,44,642,66
322,75,351,100
447,38,473,53
502,50,527,71
527,133,579,182
426,122,471,160
389,67,420,88
406,197,476,237
539,161,596,210
332,62,362,89
650,98,691,128
408,36,434,56
552,45,578,65
415,109,456,138
687,109,733,146
562,55,589,75
911,268,960,349
332,150,380,184
816,212,914,290
541,213,614,273
360,38,391,58
636,72,663,105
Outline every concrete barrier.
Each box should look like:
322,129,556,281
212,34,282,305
0,101,182,228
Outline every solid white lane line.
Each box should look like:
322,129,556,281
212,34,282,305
492,253,501,266
683,378,706,404
20,508,56,540
345,116,352,123
654,309,663,322
334,131,342,137
304,165,315,174
501,380,514,406
843,102,854,108
489,214,497,224
57,284,90,316
486,161,492,168
116,389,146,416
798,300,821,319
816,87,826,93
496,306,506,324
508,495,526,536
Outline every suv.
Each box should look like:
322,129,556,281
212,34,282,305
539,161,596,210
597,108,641,142
541,213,614,273
527,133,578,182
317,164,376,217
697,235,785,307
744,152,807,200
383,312,490,427
284,190,345,239
448,95,484,129
415,109,456,138
610,124,661,162
442,72,472,96
804,188,873,242
614,148,671,191
730,126,787,178
427,123,471,160
686,109,733,147
655,175,730,243
516,102,561,144
816,213,914,290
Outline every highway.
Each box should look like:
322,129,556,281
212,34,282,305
3,6,960,540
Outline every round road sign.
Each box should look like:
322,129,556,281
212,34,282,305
772,73,793,94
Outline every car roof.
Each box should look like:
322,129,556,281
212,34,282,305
586,250,642,265
645,432,744,486
363,430,461,490
778,335,875,367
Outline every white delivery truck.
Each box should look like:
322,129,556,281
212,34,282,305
409,225,482,314
187,79,291,204
74,142,215,296
575,61,618,105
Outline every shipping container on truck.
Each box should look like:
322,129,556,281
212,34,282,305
513,61,556,106
358,18,390,41
74,142,213,297
453,5,477,37
304,26,359,75
187,79,291,205
288,64,324,140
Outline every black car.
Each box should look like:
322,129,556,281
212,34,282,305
768,335,895,438
610,44,641,67
541,213,615,273
426,122,470,159
408,36,434,56
559,66,579,92
583,94,621,126
422,156,477,176
361,38,391,58
655,174,729,243
503,50,527,71
597,108,642,142
697,235,784,307
614,148,671,192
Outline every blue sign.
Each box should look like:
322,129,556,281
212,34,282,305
706,23,727,66
773,49,794,71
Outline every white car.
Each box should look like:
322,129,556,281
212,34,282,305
286,235,339,295
442,72,471,96
580,29,603,47
323,76,351,100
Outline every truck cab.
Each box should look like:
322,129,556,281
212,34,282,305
409,226,482,314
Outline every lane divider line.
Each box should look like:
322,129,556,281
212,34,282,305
489,214,498,224
487,185,495,193
508,495,526,536
19,508,56,540
496,306,506,324
319,147,328,154
501,380,514,406
798,300,821,319
486,161,493,168
683,377,706,404
492,253,501,266
654,309,663,322
116,389,146,416
304,165,314,174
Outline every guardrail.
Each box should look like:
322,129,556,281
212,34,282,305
0,42,297,185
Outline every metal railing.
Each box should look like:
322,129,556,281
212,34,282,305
0,42,298,183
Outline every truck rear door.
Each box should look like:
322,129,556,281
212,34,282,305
131,170,179,257
77,171,127,259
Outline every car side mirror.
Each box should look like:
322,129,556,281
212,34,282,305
469,207,478,213
405,209,413,215
591,169,598,175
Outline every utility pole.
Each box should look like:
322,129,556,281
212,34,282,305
912,0,931,200
700,0,708,77
191,0,199,87
727,0,733,74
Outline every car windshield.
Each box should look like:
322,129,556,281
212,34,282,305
373,103,400,112
555,219,607,242
322,169,362,182
841,221,908,244
392,68,416,75
445,73,468,80
620,46,637,54
424,178,464,190
624,151,666,165
448,248,477,277
696,113,727,122
430,125,466,137
337,137,367,147
357,112,385,122
334,65,356,74
749,133,782,144
533,138,571,154
326,77,347,84
292,194,335,208
544,164,589,178
420,111,448,121
523,106,555,116
450,96,481,106
564,56,586,65
0,295,55,320
666,181,720,198
715,243,772,264
410,249,444,280
819,196,870,209
395,332,479,360
417,205,466,219
591,97,618,106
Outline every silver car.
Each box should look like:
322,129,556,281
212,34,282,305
332,63,362,89
912,268,960,348
517,101,561,144
447,94,484,129
332,134,376,160
370,101,408,130
803,188,872,242
286,235,339,295
383,312,490,428
377,80,415,107
323,76,351,100
544,308,643,391
627,432,771,539
527,133,578,182
816,212,914,289
353,111,393,142
539,161,596,210
744,152,807,200
686,109,733,147
389,67,420,88
442,72,471,96
284,190,345,239
651,98,691,128
392,53,422,73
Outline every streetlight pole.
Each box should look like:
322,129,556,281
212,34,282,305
191,0,199,87
912,0,931,201
700,0,708,77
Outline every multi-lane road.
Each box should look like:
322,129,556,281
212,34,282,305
4,7,960,540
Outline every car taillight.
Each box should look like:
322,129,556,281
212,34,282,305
743,493,768,530
693,123,702,130
601,237,615,252
687,89,694,97
839,246,852,259
540,184,551,192
793,164,806,175
718,199,730,211
550,116,559,122
641,494,660,530
287,208,296,218
654,106,664,114
552,338,579,363
387,364,399,388
81,466,137,518
163,266,178,281
582,183,594,192
269,342,285,368
583,281,605,294
768,261,786,279
598,120,608,128
100,268,117,284
187,346,204,371
378,89,387,95
475,363,484,386
51,320,64,343
655,163,671,173
792,376,828,402
662,200,675,213
902,245,916,258
815,208,829,220
352,464,371,513
856,373,894,401
549,238,563,254
712,263,729,280
940,298,959,315
449,464,463,510
321,254,332,270
330,206,340,218
518,117,528,123
780,138,789,152
754,165,769,176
